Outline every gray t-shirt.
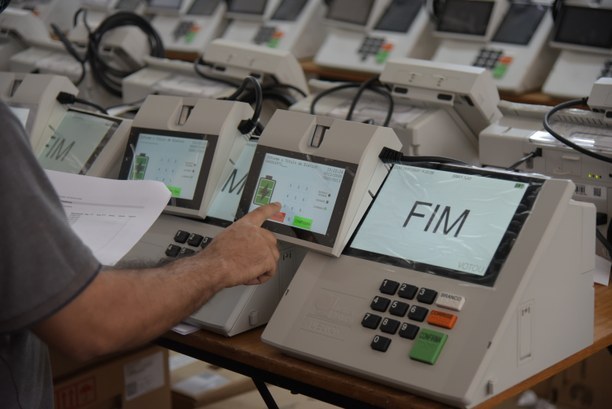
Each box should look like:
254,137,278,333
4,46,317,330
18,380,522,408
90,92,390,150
0,102,101,408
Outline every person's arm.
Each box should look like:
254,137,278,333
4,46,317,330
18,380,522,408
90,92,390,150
34,203,281,361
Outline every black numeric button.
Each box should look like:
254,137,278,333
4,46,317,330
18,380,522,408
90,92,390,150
361,313,382,329
165,244,181,257
379,279,399,295
398,283,418,299
380,318,400,335
408,305,429,322
178,248,195,258
187,233,203,247
200,236,213,249
417,288,438,304
399,323,419,340
370,296,391,312
371,335,392,352
389,300,409,317
174,230,190,243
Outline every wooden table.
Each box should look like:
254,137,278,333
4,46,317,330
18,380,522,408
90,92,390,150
157,283,611,409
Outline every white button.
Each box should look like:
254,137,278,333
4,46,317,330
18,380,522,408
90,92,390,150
435,292,465,311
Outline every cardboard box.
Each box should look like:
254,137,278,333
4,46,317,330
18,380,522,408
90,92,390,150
494,349,612,409
544,349,612,409
169,352,255,409
199,384,341,409
54,345,171,409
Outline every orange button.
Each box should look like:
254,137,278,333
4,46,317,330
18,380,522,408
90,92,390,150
382,43,394,51
499,56,513,64
427,310,457,329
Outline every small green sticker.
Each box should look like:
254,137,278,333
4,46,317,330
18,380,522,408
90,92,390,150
409,328,447,365
292,216,313,230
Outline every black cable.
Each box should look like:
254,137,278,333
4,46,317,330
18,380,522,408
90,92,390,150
346,76,394,127
263,80,307,98
56,91,109,115
221,76,263,134
50,23,87,86
310,82,361,115
378,146,468,166
262,89,297,107
505,148,542,171
596,229,612,258
87,11,165,97
543,97,612,164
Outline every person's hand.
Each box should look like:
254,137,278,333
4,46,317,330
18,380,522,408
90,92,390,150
197,202,282,287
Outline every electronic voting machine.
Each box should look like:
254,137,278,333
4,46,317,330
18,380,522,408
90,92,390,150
313,0,437,74
146,0,226,55
0,7,51,71
222,0,326,59
1,72,132,177
542,0,612,99
430,0,557,94
480,78,612,256
291,58,502,164
122,38,308,106
117,95,297,336
221,0,280,42
263,161,595,407
0,72,77,150
236,109,402,257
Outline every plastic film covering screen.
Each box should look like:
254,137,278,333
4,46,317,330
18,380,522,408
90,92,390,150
346,163,543,286
271,0,308,21
436,0,494,36
492,2,548,45
374,0,423,33
227,0,267,14
552,6,612,49
119,128,218,210
37,110,120,175
187,0,221,15
206,140,257,224
326,0,374,26
238,146,357,248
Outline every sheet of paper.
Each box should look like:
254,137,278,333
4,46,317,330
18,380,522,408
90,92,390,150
46,170,171,266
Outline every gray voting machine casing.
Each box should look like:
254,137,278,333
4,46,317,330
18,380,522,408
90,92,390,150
263,162,595,408
0,71,132,178
236,109,402,257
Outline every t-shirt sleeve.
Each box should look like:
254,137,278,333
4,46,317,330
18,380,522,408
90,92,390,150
0,102,101,333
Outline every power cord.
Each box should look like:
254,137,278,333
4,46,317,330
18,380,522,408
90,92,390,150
505,148,542,171
345,76,394,127
56,91,109,115
220,76,263,134
55,10,165,97
378,146,468,166
543,97,612,164
87,11,165,97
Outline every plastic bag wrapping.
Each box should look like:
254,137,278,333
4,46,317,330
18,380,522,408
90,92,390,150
346,162,544,287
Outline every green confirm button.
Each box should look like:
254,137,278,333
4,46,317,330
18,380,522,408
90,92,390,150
409,328,447,365
167,185,182,198
292,216,313,230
